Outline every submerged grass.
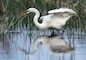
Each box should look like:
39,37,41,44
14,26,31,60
0,0,86,35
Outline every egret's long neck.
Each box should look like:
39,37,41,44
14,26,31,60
33,9,45,29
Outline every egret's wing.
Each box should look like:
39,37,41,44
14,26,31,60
48,8,76,14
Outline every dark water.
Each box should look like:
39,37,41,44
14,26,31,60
0,30,86,60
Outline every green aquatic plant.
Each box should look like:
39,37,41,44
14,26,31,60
0,0,85,33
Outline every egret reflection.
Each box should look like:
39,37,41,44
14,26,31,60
19,34,74,55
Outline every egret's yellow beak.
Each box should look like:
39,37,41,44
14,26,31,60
20,9,30,17
20,12,27,17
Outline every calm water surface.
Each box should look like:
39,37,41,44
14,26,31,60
0,30,86,60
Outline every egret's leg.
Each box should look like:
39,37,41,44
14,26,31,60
51,29,57,36
51,29,55,35
50,29,64,36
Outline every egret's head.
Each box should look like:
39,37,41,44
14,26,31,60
27,8,38,13
20,8,38,17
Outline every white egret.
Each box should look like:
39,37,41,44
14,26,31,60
19,35,74,55
21,8,76,30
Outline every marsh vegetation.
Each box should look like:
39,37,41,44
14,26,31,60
0,0,86,60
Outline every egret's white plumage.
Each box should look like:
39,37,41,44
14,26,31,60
21,8,76,29
48,8,76,14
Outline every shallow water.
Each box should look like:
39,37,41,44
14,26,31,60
0,30,86,60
